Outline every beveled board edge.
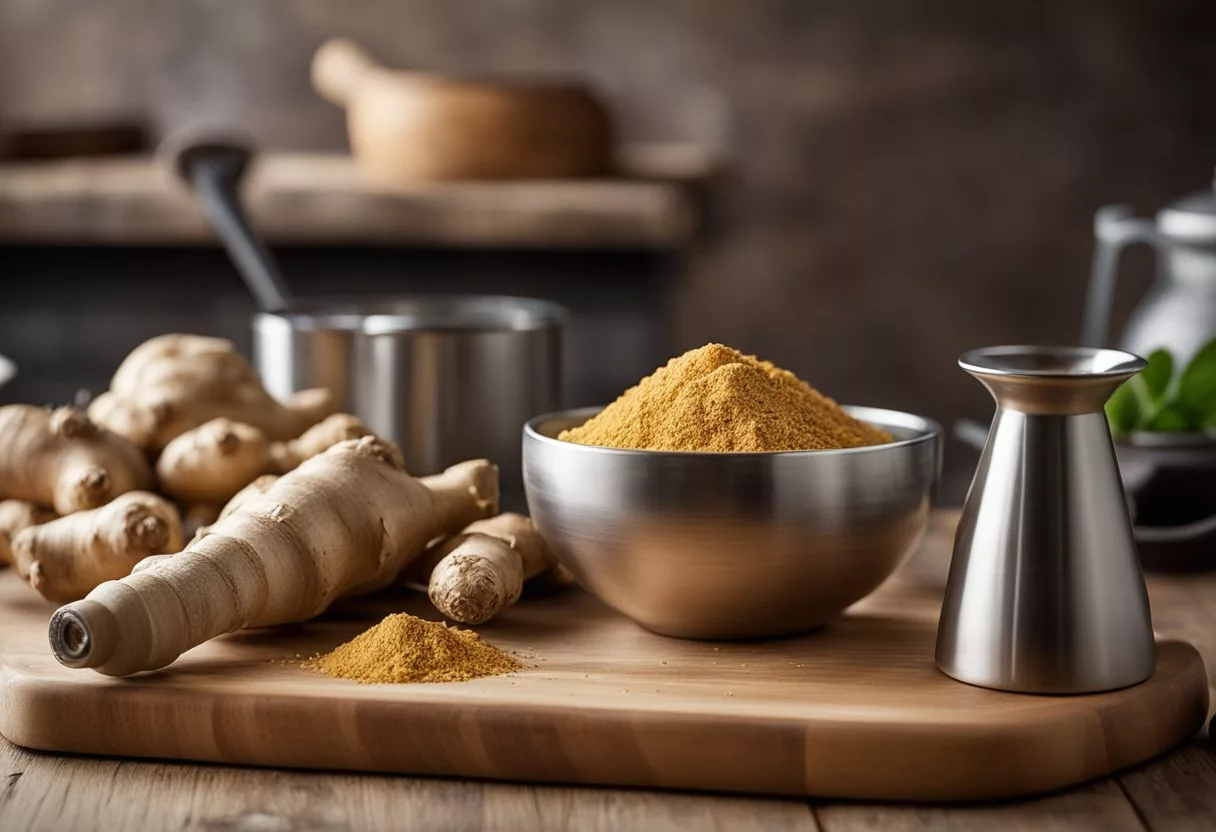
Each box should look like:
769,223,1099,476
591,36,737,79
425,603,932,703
0,642,1206,802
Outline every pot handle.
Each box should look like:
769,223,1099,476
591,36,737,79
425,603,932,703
1081,205,1163,348
1135,512,1216,545
1134,511,1216,572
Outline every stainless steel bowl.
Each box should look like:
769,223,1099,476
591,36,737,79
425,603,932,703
254,295,564,498
523,406,942,639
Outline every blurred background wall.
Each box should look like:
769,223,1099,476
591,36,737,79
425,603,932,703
1,0,1215,496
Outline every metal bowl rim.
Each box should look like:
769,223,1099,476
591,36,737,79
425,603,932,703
525,405,941,458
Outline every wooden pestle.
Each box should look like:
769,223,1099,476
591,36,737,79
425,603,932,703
309,38,614,183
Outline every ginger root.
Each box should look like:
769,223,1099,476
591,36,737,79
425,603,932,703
137,474,281,575
13,491,184,602
0,500,56,567
157,414,372,506
0,405,152,515
218,474,280,521
268,413,370,473
156,418,270,504
88,334,335,452
50,438,499,676
423,513,561,625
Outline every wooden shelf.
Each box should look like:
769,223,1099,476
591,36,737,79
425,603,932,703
0,149,715,248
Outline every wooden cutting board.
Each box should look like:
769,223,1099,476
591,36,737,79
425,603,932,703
0,559,1207,802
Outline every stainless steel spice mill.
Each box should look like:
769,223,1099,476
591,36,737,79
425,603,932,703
936,345,1157,694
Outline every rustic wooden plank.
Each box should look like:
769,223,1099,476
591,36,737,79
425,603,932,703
481,784,819,832
1119,741,1216,832
1118,570,1216,832
816,780,1146,832
0,736,818,832
0,151,699,248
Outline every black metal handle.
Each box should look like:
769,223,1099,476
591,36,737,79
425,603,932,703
168,136,292,312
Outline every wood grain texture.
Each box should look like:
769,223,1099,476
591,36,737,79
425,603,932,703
0,567,1206,802
1119,741,1216,832
816,780,1148,832
0,737,821,832
0,152,698,247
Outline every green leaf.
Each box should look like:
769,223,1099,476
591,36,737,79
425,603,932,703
1175,337,1216,423
1147,406,1193,433
1105,376,1142,437
1139,349,1174,402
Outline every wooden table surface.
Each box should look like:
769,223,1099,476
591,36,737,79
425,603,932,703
2,522,1214,831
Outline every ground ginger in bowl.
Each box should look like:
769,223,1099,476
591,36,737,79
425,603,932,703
559,343,892,452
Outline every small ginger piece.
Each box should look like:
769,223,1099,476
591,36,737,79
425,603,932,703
269,413,371,473
425,513,561,625
156,418,271,504
157,414,373,506
0,500,56,567
50,438,499,676
13,491,184,602
0,405,152,515
88,334,335,452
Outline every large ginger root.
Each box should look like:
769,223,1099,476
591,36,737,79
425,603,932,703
157,413,372,506
421,513,561,624
137,473,282,575
49,438,499,676
218,474,280,521
0,405,152,515
0,500,56,567
88,334,335,452
13,491,184,602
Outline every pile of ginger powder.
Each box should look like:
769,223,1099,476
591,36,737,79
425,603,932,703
560,343,892,452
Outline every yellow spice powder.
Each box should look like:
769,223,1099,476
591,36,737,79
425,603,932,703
560,343,892,452
303,613,523,684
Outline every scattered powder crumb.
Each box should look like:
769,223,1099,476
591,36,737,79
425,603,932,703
302,612,522,684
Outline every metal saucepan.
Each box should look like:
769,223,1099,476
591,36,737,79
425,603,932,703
255,297,564,496
169,132,566,498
